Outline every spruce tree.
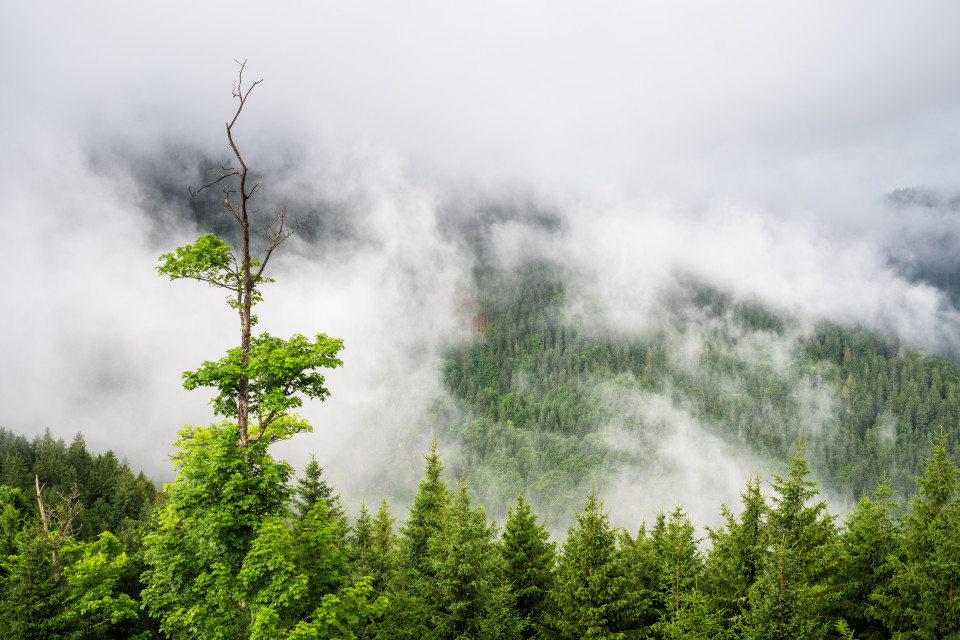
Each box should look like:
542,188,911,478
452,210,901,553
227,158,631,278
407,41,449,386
837,476,901,640
500,494,556,638
425,483,520,640
648,505,703,636
377,441,451,640
400,439,450,572
744,442,838,639
295,453,336,517
875,428,960,637
703,474,766,629
549,492,635,640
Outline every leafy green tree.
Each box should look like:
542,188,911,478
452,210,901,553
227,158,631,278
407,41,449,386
142,62,372,639
549,492,636,640
500,494,556,638
156,60,340,450
140,422,382,639
0,494,141,640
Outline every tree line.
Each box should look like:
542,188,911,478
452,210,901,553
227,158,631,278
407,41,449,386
3,425,960,638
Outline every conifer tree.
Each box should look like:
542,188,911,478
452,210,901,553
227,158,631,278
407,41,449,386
549,492,635,640
369,499,398,593
746,537,820,640
424,483,520,640
648,505,703,636
353,500,396,640
295,453,336,516
837,477,901,639
744,442,838,638
703,474,766,628
377,442,451,640
352,502,374,580
500,494,556,638
874,428,960,637
657,587,731,640
400,439,450,572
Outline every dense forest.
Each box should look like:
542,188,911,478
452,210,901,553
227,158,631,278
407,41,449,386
433,258,960,522
2,422,960,638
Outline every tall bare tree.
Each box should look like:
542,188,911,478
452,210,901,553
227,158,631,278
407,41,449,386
158,60,341,448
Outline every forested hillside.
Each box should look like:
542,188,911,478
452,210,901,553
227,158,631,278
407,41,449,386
434,258,960,520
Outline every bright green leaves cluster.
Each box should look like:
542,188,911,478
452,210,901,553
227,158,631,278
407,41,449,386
53,532,140,637
140,422,384,640
0,499,142,639
182,333,344,438
156,233,272,314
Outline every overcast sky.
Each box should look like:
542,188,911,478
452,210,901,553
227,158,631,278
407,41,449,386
2,3,960,521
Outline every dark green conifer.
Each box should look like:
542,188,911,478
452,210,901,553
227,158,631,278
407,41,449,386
837,476,901,639
500,494,556,638
549,492,635,640
745,442,838,638
874,428,960,636
649,505,703,635
703,474,766,627
400,439,450,572
425,483,520,639
295,453,336,516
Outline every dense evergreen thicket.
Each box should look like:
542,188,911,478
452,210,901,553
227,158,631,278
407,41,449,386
0,427,159,542
2,422,959,638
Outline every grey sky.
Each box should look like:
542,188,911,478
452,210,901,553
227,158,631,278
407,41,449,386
2,2,960,518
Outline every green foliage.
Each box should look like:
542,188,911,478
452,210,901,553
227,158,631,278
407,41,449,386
51,531,140,639
424,484,520,639
703,475,767,627
157,233,271,314
646,506,704,635
656,587,732,640
400,440,452,572
550,493,636,640
744,443,839,638
0,428,159,541
435,257,960,520
874,428,960,638
140,422,382,640
295,453,338,517
837,477,901,639
182,332,344,438
500,494,556,638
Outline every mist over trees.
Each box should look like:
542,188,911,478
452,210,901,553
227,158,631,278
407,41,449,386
2,33,960,636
